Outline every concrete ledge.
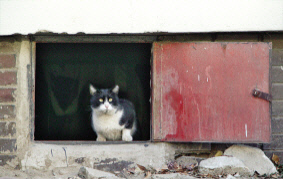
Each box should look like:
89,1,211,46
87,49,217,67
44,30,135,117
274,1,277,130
21,142,210,171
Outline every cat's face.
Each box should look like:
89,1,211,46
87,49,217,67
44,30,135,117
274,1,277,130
90,85,119,115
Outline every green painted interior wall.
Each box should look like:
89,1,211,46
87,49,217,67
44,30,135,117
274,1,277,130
35,43,151,140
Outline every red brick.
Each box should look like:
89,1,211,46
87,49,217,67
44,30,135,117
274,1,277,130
0,71,17,85
0,105,15,119
0,55,16,68
0,89,15,102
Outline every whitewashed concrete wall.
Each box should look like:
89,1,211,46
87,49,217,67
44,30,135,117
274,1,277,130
1,0,283,35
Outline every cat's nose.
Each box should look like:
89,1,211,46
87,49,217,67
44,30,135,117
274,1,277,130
105,105,109,109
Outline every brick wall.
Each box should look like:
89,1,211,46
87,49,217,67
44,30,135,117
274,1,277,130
0,51,17,165
0,34,282,167
263,34,283,158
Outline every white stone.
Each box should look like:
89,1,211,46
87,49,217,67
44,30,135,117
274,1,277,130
152,173,181,179
199,156,253,176
224,145,277,175
176,156,201,167
78,167,122,179
151,173,196,179
226,174,236,179
58,168,69,175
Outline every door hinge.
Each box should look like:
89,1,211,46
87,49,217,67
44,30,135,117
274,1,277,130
252,89,272,102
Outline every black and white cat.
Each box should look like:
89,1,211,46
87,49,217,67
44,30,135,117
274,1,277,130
89,84,138,141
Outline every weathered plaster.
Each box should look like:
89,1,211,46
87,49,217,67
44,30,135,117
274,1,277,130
21,143,170,170
20,141,212,170
16,39,32,159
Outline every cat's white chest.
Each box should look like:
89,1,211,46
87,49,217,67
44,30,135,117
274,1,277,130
91,110,124,140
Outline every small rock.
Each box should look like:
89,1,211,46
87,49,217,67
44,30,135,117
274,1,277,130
199,156,253,176
151,173,196,179
234,173,241,177
176,156,203,168
71,177,82,179
51,167,79,177
209,150,223,158
226,174,236,179
224,145,277,175
78,166,122,179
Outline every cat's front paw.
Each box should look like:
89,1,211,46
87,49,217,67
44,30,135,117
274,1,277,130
96,135,106,141
122,133,133,142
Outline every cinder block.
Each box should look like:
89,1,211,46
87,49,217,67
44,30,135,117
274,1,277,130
271,118,283,134
272,66,283,83
272,84,283,100
272,49,283,66
272,101,283,116
0,55,16,68
263,135,283,150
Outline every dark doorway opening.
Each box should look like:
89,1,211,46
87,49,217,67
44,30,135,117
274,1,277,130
35,43,151,140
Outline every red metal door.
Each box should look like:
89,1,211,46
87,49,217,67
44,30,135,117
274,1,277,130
152,42,271,143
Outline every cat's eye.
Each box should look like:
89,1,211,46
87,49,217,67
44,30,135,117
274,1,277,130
99,98,103,102
109,98,113,102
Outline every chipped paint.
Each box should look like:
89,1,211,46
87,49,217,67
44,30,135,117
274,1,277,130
20,142,204,171
153,42,270,143
245,124,248,138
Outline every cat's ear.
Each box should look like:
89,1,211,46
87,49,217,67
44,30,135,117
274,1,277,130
89,84,97,96
112,85,119,94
